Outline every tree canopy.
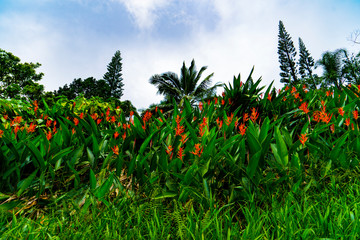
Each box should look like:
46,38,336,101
149,59,221,107
0,48,44,99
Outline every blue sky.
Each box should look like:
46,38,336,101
1,0,359,109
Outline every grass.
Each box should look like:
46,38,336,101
2,169,360,239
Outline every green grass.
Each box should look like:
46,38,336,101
2,170,360,240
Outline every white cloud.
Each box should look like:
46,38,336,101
114,0,171,30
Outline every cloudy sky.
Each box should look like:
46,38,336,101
1,0,359,109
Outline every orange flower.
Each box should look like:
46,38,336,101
106,107,110,117
27,122,36,133
225,113,234,126
353,110,358,120
175,124,185,136
177,147,185,161
112,145,119,155
96,118,102,125
122,132,126,140
180,134,188,145
46,119,52,127
46,131,52,141
143,111,152,122
216,117,223,129
72,128,76,134
79,112,84,119
267,93,272,101
114,131,119,139
299,102,309,114
250,108,259,123
190,143,203,157
338,107,345,117
299,133,308,146
326,91,332,97
243,113,249,122
0,129,4,138
199,102,203,111
238,123,247,136
221,99,225,105
175,115,182,125
345,118,351,126
110,116,116,123
214,97,218,104
73,118,79,126
166,145,173,159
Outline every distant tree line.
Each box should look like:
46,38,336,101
278,20,360,89
54,50,124,100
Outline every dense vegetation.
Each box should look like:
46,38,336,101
1,21,360,239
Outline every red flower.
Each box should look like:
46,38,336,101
299,133,308,146
177,147,185,162
27,122,36,133
112,145,119,155
345,118,351,126
267,93,272,101
353,110,358,120
97,118,102,125
190,143,203,157
0,129,4,138
180,134,188,145
166,145,173,159
238,123,247,136
46,131,52,141
216,117,223,129
199,102,203,111
79,112,84,119
175,124,185,136
299,102,309,114
73,118,79,126
250,108,259,123
225,113,234,126
338,107,345,117
114,131,120,139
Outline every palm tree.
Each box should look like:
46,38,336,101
316,49,347,90
149,59,221,107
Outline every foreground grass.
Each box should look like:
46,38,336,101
1,171,360,240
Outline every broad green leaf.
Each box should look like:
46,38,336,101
17,170,38,196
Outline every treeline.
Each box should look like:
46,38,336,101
0,21,359,109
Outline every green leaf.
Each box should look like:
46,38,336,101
87,147,95,168
95,174,113,199
25,141,46,171
17,170,38,196
89,169,96,191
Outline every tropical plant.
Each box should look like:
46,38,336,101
316,49,347,89
149,59,221,108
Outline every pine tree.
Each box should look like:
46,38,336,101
298,38,315,78
103,50,124,99
278,20,298,84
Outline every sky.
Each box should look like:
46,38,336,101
1,0,359,110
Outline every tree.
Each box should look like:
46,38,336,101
348,29,360,45
342,51,360,84
298,37,317,88
278,20,298,85
103,50,124,99
0,48,44,99
316,49,347,90
54,77,110,100
149,59,221,107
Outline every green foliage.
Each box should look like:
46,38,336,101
103,50,124,99
0,48,44,100
149,59,221,107
278,21,298,84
